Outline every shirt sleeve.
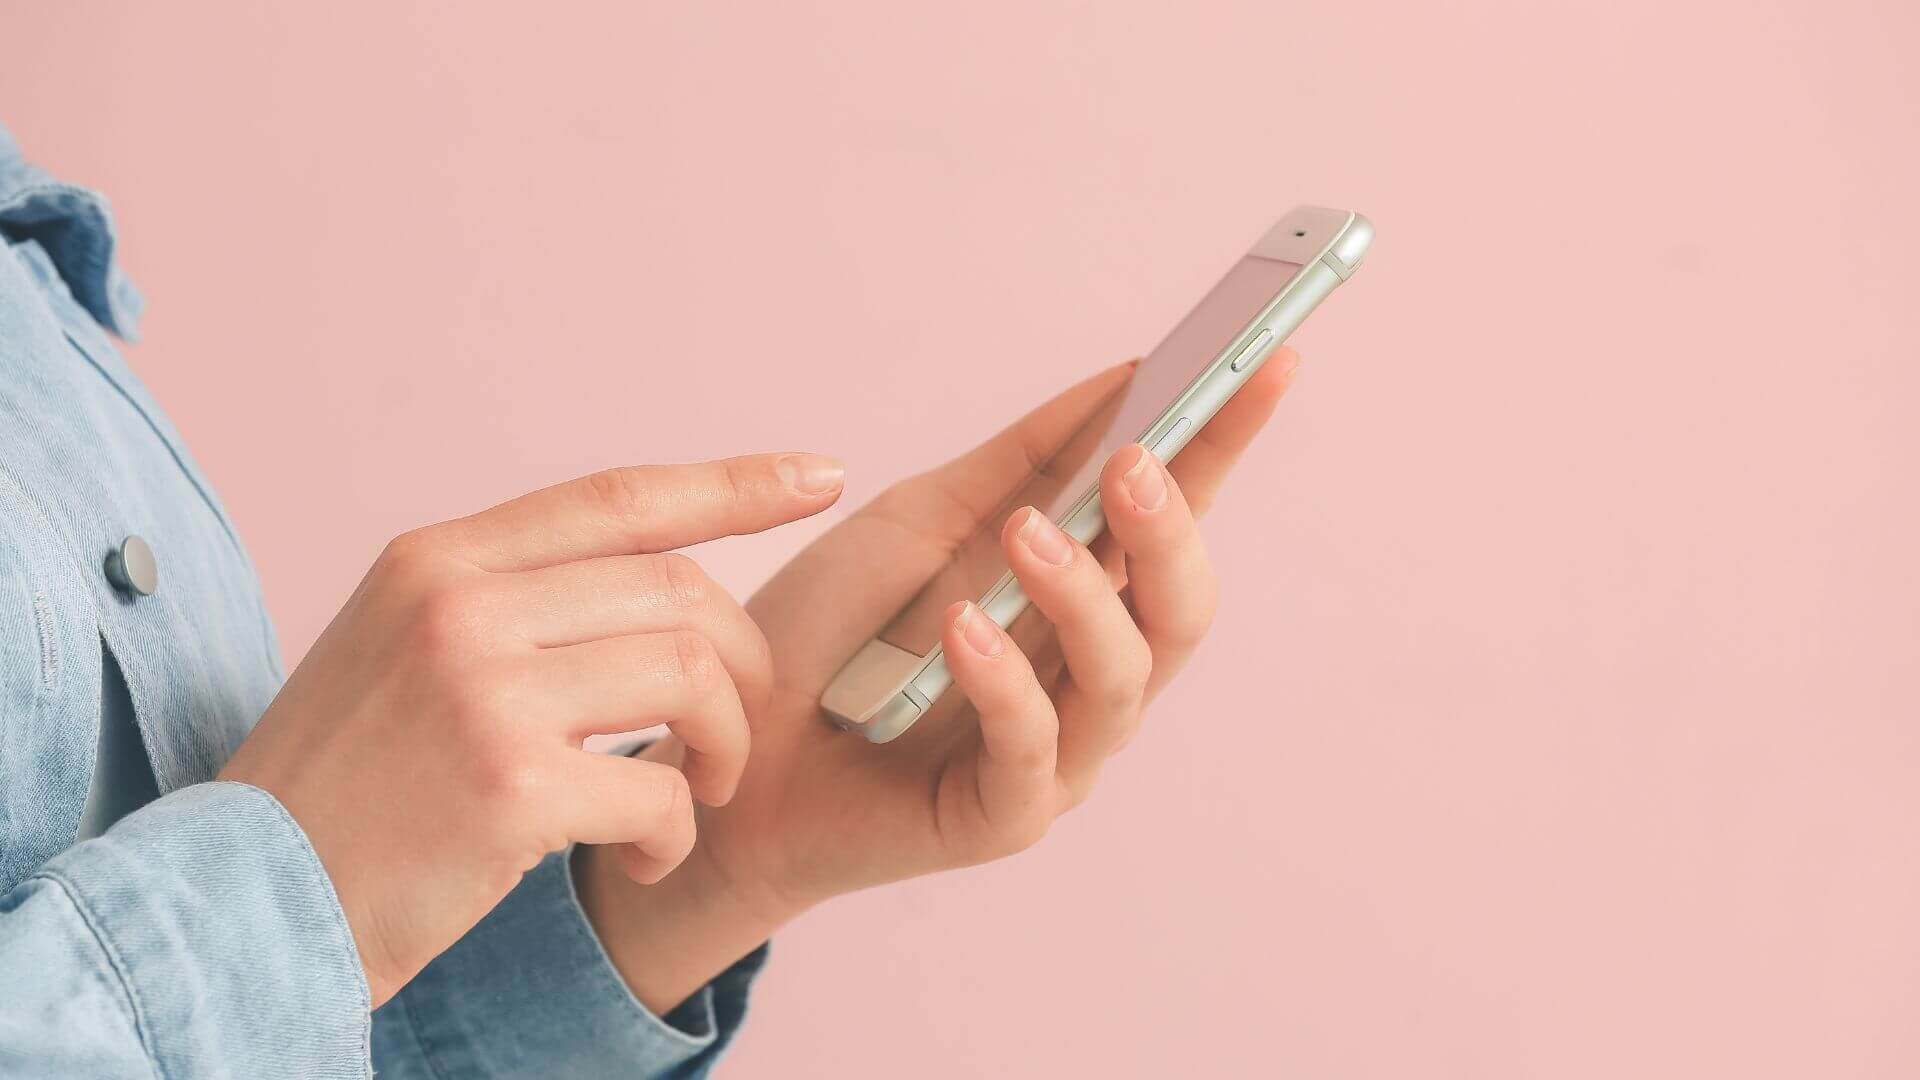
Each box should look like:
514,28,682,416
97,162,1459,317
0,781,371,1078
372,847,769,1080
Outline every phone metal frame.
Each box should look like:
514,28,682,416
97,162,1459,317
823,206,1373,743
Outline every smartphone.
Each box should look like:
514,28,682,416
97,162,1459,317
822,205,1372,743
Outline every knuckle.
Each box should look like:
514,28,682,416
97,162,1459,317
1092,647,1152,710
656,552,709,610
1149,613,1202,657
1181,569,1222,642
999,736,1056,776
378,528,435,566
585,466,655,521
1058,775,1097,814
723,621,774,718
998,811,1053,856
969,804,1052,863
743,621,774,694
646,767,693,830
1127,638,1156,696
1157,607,1215,658
668,630,722,691
471,747,544,810
373,529,442,587
1173,616,1214,655
716,457,751,507
411,585,485,653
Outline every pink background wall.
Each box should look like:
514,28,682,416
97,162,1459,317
7,3,1918,1075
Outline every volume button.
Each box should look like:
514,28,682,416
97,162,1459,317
1228,328,1276,372
1148,416,1193,456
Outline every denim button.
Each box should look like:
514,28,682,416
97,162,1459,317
104,535,158,596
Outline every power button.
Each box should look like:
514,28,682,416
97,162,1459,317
1227,328,1275,372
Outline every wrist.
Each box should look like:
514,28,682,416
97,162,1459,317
573,835,805,1017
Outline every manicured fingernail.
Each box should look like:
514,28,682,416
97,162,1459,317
1122,446,1169,511
955,602,1004,656
1015,507,1074,566
776,453,844,495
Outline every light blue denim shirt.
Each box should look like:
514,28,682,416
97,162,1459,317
0,125,763,1078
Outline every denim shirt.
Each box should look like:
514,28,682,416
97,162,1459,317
0,126,762,1078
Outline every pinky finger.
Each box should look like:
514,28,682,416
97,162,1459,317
562,751,698,885
942,602,1060,827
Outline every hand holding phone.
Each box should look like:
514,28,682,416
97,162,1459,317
576,211,1370,1009
824,206,1372,741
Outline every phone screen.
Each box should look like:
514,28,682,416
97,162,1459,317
878,252,1304,656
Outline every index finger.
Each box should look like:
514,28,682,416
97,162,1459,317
1164,349,1298,516
439,453,845,571
862,363,1134,546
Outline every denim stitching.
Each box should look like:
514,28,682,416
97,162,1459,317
30,589,57,692
60,328,286,681
220,781,375,1024
36,868,166,1080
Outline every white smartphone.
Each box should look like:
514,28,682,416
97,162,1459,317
822,206,1372,743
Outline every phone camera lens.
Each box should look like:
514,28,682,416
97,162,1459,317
1293,230,1307,237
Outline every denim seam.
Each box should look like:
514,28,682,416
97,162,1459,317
34,867,166,1080
0,459,97,594
58,330,252,570
60,326,285,680
5,241,283,687
217,781,376,1023
8,238,276,676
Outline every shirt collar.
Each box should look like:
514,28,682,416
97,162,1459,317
0,123,145,340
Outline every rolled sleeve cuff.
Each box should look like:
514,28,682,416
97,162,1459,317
38,780,372,1077
374,847,768,1079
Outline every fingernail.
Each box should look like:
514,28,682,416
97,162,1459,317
776,453,844,495
1273,348,1301,378
1122,446,1169,511
955,601,1004,657
1015,507,1074,566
